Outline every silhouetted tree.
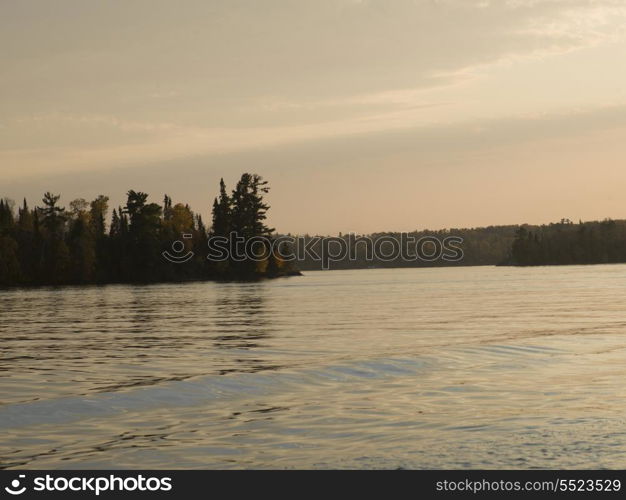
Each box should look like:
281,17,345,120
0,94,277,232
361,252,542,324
0,175,298,286
507,218,626,266
36,193,70,284
90,195,109,238
211,178,232,237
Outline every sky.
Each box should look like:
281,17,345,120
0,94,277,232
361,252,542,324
2,0,626,234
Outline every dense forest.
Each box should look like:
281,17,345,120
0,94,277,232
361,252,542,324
0,173,297,286
2,174,626,286
506,218,626,266
294,226,518,270
295,218,626,270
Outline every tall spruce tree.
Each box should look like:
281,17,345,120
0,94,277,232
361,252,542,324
211,178,232,237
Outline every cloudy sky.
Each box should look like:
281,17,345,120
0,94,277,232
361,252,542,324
2,0,626,234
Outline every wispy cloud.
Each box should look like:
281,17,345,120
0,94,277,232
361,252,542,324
2,0,626,182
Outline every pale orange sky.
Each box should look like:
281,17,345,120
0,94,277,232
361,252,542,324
2,0,626,234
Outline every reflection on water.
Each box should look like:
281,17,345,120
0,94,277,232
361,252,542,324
2,265,626,468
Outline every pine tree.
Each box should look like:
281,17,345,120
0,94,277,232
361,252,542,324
211,178,232,237
230,173,273,239
110,208,121,237
18,198,33,232
228,173,275,276
39,192,66,236
0,199,15,233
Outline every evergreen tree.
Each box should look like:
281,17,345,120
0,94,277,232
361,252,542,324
39,192,66,236
18,198,33,232
229,173,274,276
0,199,15,233
0,174,295,285
230,173,273,238
124,190,162,281
211,178,232,237
37,193,69,284
109,208,121,237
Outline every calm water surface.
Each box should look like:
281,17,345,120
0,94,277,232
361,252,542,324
2,265,626,469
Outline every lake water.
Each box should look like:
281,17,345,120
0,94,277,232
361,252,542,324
2,265,626,469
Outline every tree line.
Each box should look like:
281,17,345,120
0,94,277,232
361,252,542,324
0,173,296,286
294,226,519,270
3,177,626,285
286,219,626,270
506,218,626,266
